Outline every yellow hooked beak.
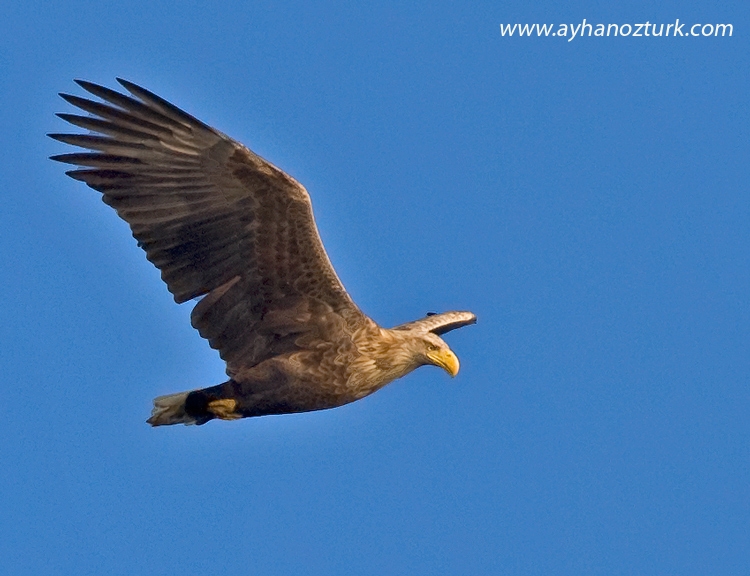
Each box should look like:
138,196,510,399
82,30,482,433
427,348,460,377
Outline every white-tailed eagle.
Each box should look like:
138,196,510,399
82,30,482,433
50,79,476,426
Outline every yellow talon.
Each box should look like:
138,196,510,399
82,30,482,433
208,399,241,420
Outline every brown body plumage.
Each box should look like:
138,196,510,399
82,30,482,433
50,79,476,426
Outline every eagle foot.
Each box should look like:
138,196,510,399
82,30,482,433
207,398,241,420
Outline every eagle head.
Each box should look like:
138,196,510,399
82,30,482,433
418,332,460,377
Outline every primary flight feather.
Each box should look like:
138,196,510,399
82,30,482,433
50,79,476,426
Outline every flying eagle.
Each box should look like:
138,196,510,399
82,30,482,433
50,79,476,426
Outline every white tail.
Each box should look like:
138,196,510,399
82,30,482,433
147,391,195,426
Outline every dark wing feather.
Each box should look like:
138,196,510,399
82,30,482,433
392,311,476,335
51,79,366,370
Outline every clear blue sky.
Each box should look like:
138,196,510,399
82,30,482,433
2,1,748,574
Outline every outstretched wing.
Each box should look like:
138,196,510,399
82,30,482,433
392,311,476,335
50,79,366,369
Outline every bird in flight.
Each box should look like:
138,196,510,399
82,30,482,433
50,79,476,426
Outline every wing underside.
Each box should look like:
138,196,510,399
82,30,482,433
50,79,365,368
